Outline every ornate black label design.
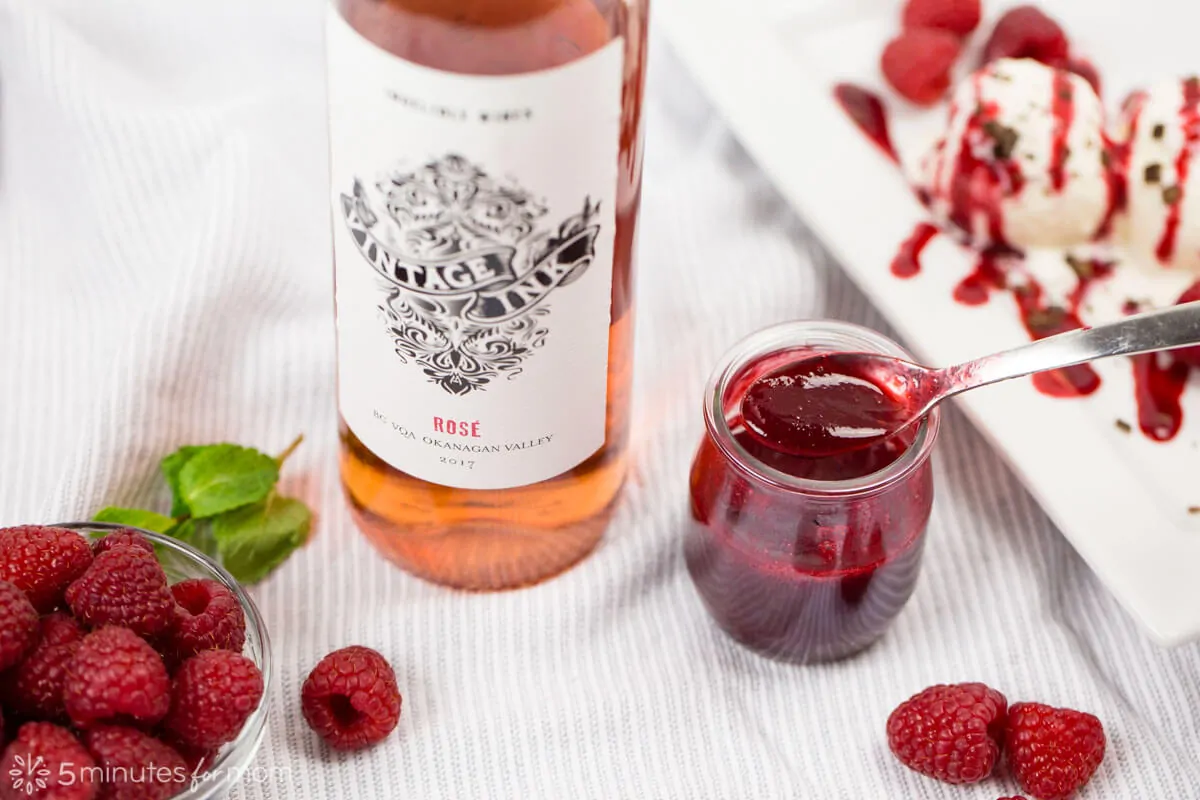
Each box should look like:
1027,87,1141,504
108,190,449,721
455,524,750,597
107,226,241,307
340,154,601,396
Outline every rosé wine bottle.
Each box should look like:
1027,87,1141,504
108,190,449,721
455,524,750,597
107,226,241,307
328,0,648,590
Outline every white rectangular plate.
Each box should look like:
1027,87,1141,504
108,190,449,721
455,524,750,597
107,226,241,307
658,0,1200,644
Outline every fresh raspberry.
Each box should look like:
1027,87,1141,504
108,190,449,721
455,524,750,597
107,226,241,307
886,682,1008,784
902,0,981,38
82,725,189,800
980,6,1069,67
166,579,246,662
39,611,85,647
167,740,215,775
65,546,177,639
0,579,39,672
2,613,84,720
63,627,170,729
163,650,263,750
301,646,402,751
92,530,155,557
881,29,962,106
0,526,94,613
0,722,99,800
1006,702,1105,800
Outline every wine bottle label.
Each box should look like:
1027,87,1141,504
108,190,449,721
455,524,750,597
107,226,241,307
327,9,622,490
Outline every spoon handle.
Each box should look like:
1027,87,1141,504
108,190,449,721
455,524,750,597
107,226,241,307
947,301,1200,393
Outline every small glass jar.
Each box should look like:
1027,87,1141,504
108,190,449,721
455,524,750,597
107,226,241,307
685,321,941,664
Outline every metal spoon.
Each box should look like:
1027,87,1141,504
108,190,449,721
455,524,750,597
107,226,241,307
741,301,1200,458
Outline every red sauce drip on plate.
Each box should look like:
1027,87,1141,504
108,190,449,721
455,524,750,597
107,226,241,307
1049,69,1075,192
1156,77,1200,264
891,223,939,278
1131,353,1190,440
833,84,899,165
952,249,1008,306
1014,262,1110,398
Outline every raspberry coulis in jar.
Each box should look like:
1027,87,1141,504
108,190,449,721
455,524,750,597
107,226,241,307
685,345,935,664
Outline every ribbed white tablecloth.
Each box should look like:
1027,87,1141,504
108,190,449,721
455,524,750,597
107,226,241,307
2,1,1199,797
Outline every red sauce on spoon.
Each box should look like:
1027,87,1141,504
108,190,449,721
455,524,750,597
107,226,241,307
741,353,921,458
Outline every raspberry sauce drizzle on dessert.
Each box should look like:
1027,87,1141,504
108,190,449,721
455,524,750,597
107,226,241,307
1096,91,1144,242
1049,69,1075,192
890,223,939,277
1155,77,1200,264
834,84,899,164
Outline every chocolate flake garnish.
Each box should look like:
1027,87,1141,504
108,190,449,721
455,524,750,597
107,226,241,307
1164,185,1182,205
1115,419,1133,434
1100,150,1113,169
1025,306,1069,333
1190,506,1200,515
1066,255,1094,280
982,120,1020,160
1145,163,1162,184
1152,123,1166,140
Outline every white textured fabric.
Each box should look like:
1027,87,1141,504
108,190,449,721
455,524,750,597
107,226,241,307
2,1,1199,798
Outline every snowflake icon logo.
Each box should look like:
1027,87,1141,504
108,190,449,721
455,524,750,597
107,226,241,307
9,754,50,796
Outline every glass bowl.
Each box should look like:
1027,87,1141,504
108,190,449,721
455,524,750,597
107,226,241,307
55,522,272,799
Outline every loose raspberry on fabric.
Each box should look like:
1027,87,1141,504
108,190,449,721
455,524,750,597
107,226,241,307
163,650,264,750
301,646,402,751
65,546,177,639
0,525,94,613
902,0,981,38
2,612,84,720
0,722,99,800
82,725,190,800
63,627,171,729
166,579,246,662
980,6,1070,67
886,682,1008,784
0,579,39,672
92,529,155,557
1006,702,1105,800
881,29,963,106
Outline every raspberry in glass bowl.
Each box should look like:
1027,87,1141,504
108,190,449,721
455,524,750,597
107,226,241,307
684,321,941,664
41,522,273,799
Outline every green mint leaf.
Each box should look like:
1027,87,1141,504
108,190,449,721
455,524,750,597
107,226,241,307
161,445,205,517
165,519,219,561
92,507,175,534
212,495,311,584
176,444,280,519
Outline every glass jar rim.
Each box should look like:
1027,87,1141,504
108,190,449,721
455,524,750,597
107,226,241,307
703,319,941,497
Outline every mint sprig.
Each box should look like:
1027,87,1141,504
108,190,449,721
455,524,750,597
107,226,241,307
93,507,175,534
92,435,310,584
